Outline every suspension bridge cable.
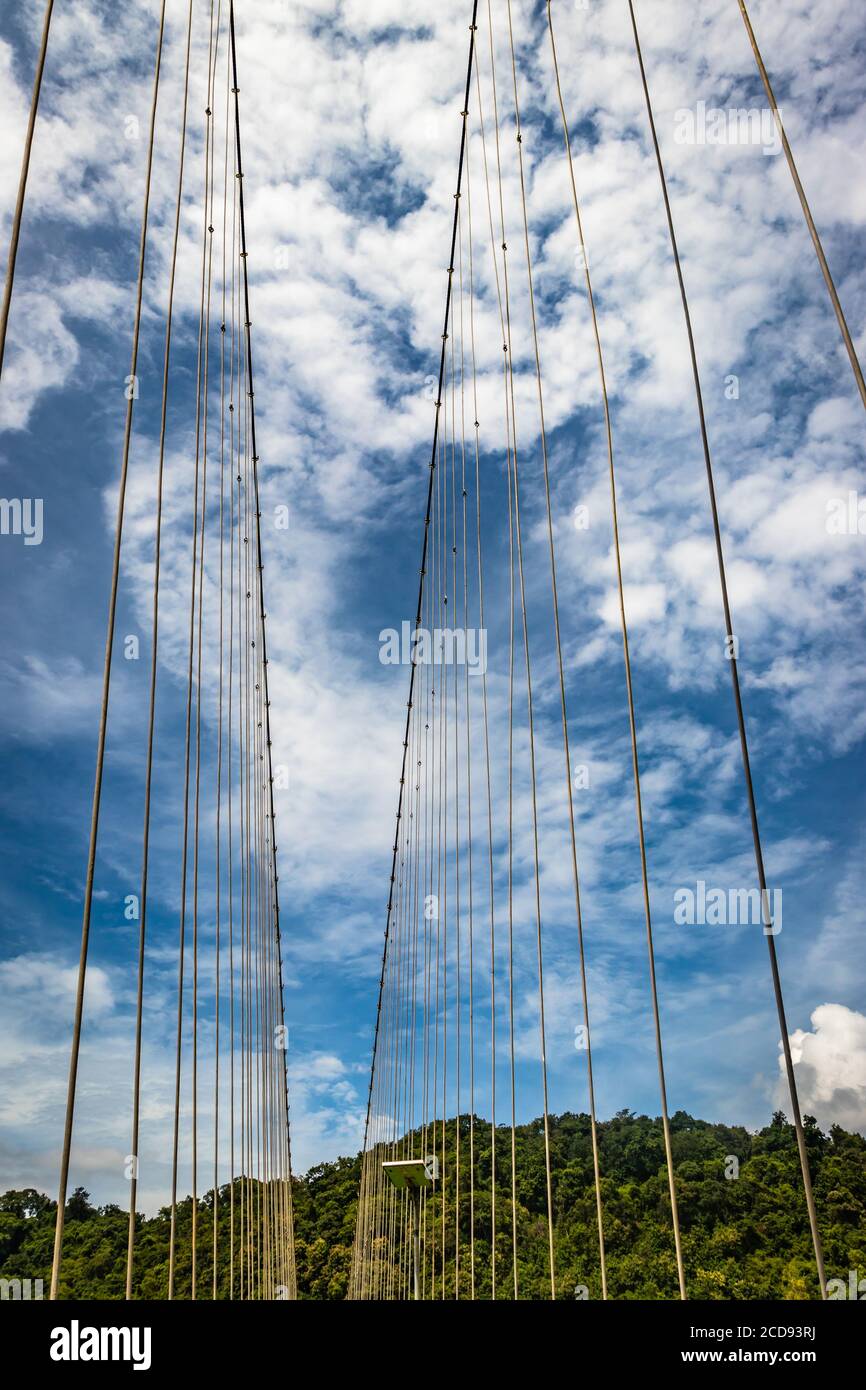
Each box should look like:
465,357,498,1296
440,357,450,1299
237,296,250,1296
471,38,519,1298
189,0,224,1297
542,0,641,1299
450,295,460,1297
167,0,218,1299
39,0,290,1303
51,0,169,1303
351,0,480,1300
627,0,827,1299
124,0,196,1302
227,149,238,1298
517,0,693,1302
213,13,233,1298
506,0,610,1299
0,0,54,383
229,0,295,1300
479,0,526,1300
736,0,866,413
484,0,558,1299
457,171,478,1300
168,8,212,1299
465,102,499,1303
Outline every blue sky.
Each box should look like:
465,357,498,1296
0,0,864,1214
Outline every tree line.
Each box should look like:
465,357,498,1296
1,1110,863,1299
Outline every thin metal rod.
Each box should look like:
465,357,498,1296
229,0,295,1297
50,1,168,1302
0,0,55,381
357,0,480,1169
737,0,866,412
628,0,827,1299
125,0,196,1303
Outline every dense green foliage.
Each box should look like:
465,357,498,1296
1,1110,863,1299
313,1109,866,1300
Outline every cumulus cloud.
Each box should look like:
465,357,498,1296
779,1004,866,1134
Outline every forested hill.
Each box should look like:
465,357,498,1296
2,1110,863,1299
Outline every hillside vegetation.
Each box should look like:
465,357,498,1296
1,1110,863,1299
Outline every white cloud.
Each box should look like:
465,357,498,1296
599,579,667,628
0,291,79,431
779,1003,866,1134
808,396,863,439
0,951,113,1021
